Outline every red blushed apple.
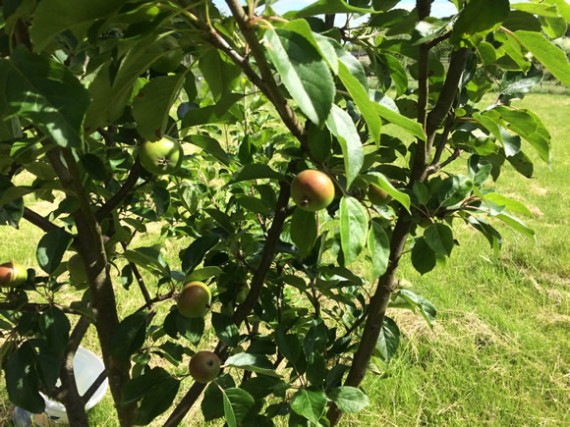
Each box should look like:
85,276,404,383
177,281,212,318
291,169,335,212
189,351,221,383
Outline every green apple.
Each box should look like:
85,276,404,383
177,281,212,318
150,37,184,74
368,184,392,206
291,169,335,212
68,254,88,287
139,136,183,175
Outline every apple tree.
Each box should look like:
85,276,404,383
1,0,569,426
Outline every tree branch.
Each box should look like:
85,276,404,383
0,301,85,315
45,145,136,427
23,207,63,233
224,0,306,143
95,160,143,222
58,316,91,426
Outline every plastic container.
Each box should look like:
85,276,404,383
13,346,108,426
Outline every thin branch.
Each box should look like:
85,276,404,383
426,48,468,138
134,291,174,314
233,180,291,324
0,301,85,315
23,207,63,233
95,160,143,222
224,0,306,143
55,316,91,426
121,241,153,307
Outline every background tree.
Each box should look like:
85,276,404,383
1,0,569,426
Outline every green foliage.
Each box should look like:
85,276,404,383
0,1,568,426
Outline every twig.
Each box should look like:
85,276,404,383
0,301,85,315
95,160,143,222
23,208,63,233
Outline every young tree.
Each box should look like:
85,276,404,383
1,0,569,425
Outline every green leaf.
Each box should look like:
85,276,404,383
223,388,255,425
372,102,426,141
186,266,223,282
181,93,244,128
122,367,181,425
495,213,535,240
211,313,240,347
284,20,338,74
174,312,204,345
511,2,560,17
123,246,169,277
340,197,368,265
188,135,231,166
391,289,437,326
285,0,378,18
222,387,237,427
411,238,436,275
439,175,473,207
483,193,533,217
5,342,45,414
85,37,170,129
264,28,334,126
328,387,369,413
515,30,570,90
132,74,186,141
363,172,411,211
367,220,390,279
0,48,90,148
290,388,328,424
0,176,24,228
325,105,364,189
224,353,280,378
338,61,382,144
180,234,220,274
379,53,409,97
451,0,510,45
290,208,318,259
491,106,550,163
39,308,70,357
507,150,534,178
30,0,123,51
109,311,148,362
36,229,74,274
423,223,454,257
199,49,241,100
231,164,285,183
374,317,401,362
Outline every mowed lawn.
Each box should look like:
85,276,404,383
1,93,569,426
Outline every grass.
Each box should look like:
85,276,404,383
1,93,569,426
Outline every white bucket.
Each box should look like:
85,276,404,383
14,346,108,426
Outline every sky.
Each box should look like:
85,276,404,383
212,0,459,18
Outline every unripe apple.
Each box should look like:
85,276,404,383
139,136,183,175
368,184,391,206
189,351,221,383
177,282,212,318
68,254,88,286
0,261,28,287
150,37,184,74
291,169,335,212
